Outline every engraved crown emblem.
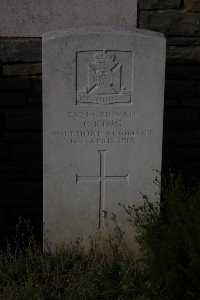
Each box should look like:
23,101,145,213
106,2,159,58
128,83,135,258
94,52,116,63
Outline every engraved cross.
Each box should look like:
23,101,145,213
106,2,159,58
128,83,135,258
76,150,129,228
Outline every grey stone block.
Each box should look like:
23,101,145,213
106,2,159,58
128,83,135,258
2,131,42,142
139,0,182,9
0,92,27,106
140,11,200,36
0,38,42,63
167,46,200,62
0,142,10,159
166,63,200,80
165,109,199,129
4,107,42,130
29,78,42,104
185,0,200,12
164,98,178,108
164,147,200,160
2,63,42,76
164,130,200,146
167,37,200,46
29,159,42,179
181,98,200,107
10,142,42,159
31,78,42,94
165,80,194,98
0,182,42,207
0,78,31,91
195,82,200,96
28,94,42,104
0,161,29,180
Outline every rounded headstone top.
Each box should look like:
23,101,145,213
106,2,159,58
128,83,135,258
42,26,165,40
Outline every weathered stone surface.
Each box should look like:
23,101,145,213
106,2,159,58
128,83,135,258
185,0,200,12
139,0,181,9
43,27,166,249
2,64,42,76
0,38,42,63
0,0,137,37
140,11,200,36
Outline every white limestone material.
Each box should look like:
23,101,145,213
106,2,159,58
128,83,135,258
0,0,137,37
43,27,166,249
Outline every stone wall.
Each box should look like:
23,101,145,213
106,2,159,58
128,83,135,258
139,0,200,178
0,40,42,246
0,0,200,246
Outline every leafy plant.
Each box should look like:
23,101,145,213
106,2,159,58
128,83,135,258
0,218,141,300
0,173,199,299
124,173,200,299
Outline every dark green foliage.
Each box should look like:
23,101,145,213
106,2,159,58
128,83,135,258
0,174,200,299
0,219,141,300
124,173,200,299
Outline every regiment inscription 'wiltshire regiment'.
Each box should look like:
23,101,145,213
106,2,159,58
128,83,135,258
43,27,166,248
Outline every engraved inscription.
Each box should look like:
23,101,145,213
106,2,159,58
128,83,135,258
76,51,133,105
76,150,129,228
66,111,135,118
52,110,152,145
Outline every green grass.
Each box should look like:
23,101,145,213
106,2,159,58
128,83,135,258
0,219,142,300
0,173,200,299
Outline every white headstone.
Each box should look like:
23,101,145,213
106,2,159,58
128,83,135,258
0,0,137,37
43,27,166,249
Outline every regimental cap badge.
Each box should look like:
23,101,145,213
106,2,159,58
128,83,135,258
77,50,132,105
94,52,116,63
